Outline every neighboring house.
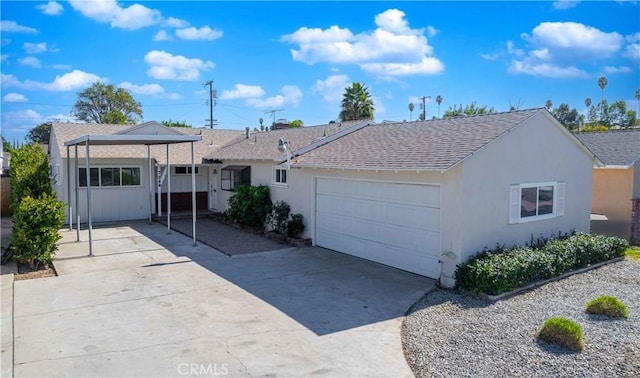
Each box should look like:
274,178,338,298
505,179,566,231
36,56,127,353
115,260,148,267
49,121,243,223
50,109,597,287
576,130,640,242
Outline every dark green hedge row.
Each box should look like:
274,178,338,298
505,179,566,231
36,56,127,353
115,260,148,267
455,233,629,295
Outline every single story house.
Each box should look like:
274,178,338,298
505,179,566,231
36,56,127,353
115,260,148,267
50,109,597,286
576,129,640,243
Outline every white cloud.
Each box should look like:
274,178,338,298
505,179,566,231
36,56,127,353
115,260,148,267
282,8,444,77
219,84,265,100
144,50,214,81
627,32,640,43
508,61,588,78
371,95,385,115
163,17,189,28
1,73,20,87
603,66,632,74
0,20,37,33
153,30,171,41
0,54,7,62
18,56,42,68
2,93,28,103
37,1,64,15
311,74,350,103
16,70,106,91
246,85,303,109
68,0,160,30
119,81,180,99
509,22,622,78
552,1,580,10
623,44,640,63
425,26,437,37
23,42,55,54
176,26,223,41
52,64,71,70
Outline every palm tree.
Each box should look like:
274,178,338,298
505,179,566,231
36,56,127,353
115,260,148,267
585,97,593,122
436,95,443,118
585,98,592,108
408,103,414,121
545,100,552,110
597,76,608,119
635,89,640,117
339,82,375,121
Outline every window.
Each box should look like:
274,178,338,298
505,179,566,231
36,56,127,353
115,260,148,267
79,167,141,187
175,166,199,175
273,167,287,186
221,166,250,191
509,182,564,224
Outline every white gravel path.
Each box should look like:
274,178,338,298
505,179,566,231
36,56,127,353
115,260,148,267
402,258,640,377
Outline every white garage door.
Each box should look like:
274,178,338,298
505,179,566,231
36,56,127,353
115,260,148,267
315,178,441,278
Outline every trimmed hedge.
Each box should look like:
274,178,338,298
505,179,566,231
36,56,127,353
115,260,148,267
537,317,585,351
455,233,629,295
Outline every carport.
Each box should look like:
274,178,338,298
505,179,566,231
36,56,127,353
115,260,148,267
64,134,202,255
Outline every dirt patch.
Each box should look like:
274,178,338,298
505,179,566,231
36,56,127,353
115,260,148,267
14,262,57,281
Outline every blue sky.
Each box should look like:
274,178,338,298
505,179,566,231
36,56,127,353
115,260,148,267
1,1,638,142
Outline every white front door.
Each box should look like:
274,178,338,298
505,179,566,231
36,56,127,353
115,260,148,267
209,166,218,210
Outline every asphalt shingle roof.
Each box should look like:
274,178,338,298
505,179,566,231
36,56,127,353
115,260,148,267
292,108,543,171
575,129,640,167
52,123,243,165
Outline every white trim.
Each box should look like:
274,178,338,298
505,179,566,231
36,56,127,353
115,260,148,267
272,166,288,187
509,181,561,224
78,165,143,188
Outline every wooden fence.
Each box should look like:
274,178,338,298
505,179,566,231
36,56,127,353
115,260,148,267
1,176,10,217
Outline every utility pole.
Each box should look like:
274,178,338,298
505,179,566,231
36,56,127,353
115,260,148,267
203,80,217,128
419,96,431,121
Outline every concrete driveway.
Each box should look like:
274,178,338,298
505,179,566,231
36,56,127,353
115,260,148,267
12,222,435,377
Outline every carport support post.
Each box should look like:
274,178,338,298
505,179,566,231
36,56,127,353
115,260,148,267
66,145,71,231
191,141,196,246
148,146,152,225
166,144,171,233
74,144,80,242
85,141,93,257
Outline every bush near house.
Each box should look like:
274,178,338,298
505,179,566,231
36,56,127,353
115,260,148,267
585,295,629,318
287,213,305,238
224,185,272,229
455,233,629,295
537,317,585,351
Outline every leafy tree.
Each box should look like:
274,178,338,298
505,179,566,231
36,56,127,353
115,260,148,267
442,102,496,118
436,95,443,118
162,120,192,128
545,100,552,110
9,143,53,213
605,100,636,128
71,82,143,124
339,82,375,121
408,103,414,121
289,119,303,128
26,122,53,144
2,136,11,152
552,103,584,131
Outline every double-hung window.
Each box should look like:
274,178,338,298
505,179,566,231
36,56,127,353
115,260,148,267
509,182,565,224
221,166,250,191
273,167,287,186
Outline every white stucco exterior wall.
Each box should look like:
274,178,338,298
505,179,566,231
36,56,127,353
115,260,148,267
458,111,593,265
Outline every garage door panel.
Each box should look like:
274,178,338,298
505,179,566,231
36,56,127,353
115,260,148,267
315,178,441,278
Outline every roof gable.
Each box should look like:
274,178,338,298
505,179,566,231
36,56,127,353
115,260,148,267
575,129,640,167
116,121,185,136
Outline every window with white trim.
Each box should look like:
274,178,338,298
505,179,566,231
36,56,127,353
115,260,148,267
175,166,199,175
273,167,287,186
509,182,565,224
79,167,141,187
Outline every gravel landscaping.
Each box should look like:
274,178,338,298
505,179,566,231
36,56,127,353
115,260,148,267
403,258,640,377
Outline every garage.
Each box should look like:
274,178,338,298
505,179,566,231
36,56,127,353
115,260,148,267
315,178,441,278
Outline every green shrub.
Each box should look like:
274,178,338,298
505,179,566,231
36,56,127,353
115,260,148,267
9,143,52,213
455,233,628,295
287,213,305,238
11,194,65,268
224,185,272,229
586,295,628,318
267,200,290,235
537,317,585,351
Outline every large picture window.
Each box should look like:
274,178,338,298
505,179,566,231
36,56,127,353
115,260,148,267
509,182,564,224
221,165,250,191
175,166,199,175
79,167,141,187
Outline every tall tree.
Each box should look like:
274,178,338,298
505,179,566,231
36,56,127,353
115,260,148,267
71,82,143,124
436,95,443,118
442,102,496,118
339,82,375,121
635,89,640,116
408,103,414,121
545,100,552,110
26,122,53,144
552,103,584,131
597,76,608,119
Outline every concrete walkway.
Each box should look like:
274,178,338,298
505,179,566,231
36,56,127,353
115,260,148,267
1,217,15,378
12,222,435,377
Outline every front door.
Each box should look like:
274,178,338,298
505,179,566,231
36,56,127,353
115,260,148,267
209,166,218,210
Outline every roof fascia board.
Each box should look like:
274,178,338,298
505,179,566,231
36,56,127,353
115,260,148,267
292,120,373,157
64,134,201,146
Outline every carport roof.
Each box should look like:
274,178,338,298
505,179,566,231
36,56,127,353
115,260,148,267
64,134,202,146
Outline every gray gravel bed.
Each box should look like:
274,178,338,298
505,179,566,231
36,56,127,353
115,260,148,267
402,258,640,377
